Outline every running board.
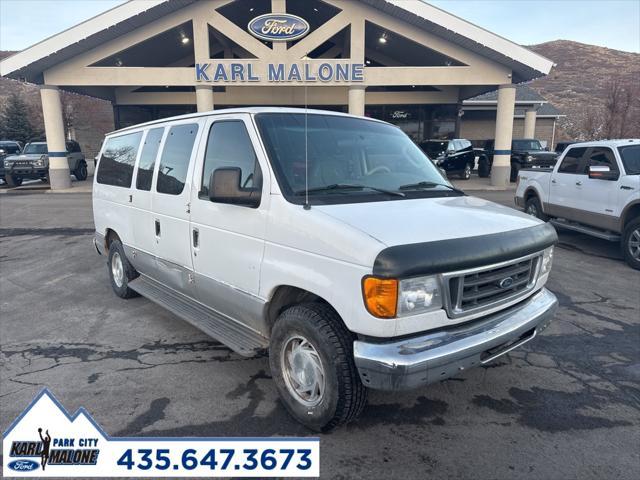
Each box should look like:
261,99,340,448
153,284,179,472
550,219,620,241
129,276,268,357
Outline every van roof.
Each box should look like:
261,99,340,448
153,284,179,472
109,107,386,135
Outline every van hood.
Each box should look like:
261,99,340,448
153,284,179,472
314,195,542,247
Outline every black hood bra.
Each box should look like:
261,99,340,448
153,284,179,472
373,222,558,278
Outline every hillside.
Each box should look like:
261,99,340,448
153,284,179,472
527,40,640,139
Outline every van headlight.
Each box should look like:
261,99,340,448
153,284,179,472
541,246,554,275
398,275,442,317
362,275,443,318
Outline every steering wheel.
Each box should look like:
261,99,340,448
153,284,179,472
367,165,391,176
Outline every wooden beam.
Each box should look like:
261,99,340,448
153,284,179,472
287,11,351,59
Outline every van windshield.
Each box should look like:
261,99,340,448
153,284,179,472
255,113,453,205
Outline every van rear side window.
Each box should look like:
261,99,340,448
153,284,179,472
97,132,143,188
157,123,199,196
136,128,164,191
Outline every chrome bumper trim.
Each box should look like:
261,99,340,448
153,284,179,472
353,288,558,391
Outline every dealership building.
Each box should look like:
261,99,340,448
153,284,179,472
0,0,554,189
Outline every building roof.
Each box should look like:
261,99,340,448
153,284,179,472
465,84,547,103
462,84,563,117
0,0,553,83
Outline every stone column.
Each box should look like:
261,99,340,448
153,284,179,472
40,85,71,190
195,85,214,112
524,106,537,139
491,84,516,186
348,86,366,116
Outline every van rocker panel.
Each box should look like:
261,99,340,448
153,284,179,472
353,288,558,390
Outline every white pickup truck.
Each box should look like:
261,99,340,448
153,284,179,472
516,139,640,269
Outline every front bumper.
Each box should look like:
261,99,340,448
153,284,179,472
6,165,48,178
353,288,558,391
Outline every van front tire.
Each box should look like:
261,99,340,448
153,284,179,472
269,303,367,432
107,239,139,298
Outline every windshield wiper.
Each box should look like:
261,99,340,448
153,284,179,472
294,183,405,197
398,181,465,195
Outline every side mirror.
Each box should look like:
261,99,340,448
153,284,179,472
208,167,261,207
588,165,618,181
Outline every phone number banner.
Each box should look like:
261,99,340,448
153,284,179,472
3,389,319,477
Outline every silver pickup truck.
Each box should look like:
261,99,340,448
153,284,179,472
516,139,640,269
3,140,87,187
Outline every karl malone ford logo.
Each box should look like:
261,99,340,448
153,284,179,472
248,13,310,41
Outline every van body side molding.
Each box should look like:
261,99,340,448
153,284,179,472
373,223,558,278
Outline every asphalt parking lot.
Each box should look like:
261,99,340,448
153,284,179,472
1,186,639,479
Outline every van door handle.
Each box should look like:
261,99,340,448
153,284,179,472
155,219,161,237
192,228,199,248
551,179,557,184
575,181,582,186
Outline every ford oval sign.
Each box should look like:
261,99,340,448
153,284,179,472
248,14,310,42
8,459,39,472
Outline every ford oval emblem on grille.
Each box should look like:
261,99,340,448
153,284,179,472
499,277,514,289
248,14,310,42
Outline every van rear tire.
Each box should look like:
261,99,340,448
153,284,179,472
107,239,139,298
269,303,367,432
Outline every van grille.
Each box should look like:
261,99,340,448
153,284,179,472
445,255,540,318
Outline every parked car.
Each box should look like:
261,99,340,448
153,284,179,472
516,139,640,269
477,138,559,181
3,140,88,187
0,141,23,183
93,107,558,431
418,138,476,179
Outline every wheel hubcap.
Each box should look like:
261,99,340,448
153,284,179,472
111,252,124,288
526,204,538,217
629,228,640,261
281,335,325,407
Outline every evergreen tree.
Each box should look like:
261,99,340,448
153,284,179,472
0,93,37,144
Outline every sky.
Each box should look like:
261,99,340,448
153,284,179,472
0,0,639,53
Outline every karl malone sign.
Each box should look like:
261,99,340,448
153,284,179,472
195,13,364,84
195,62,364,83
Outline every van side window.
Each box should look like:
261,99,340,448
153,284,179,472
96,131,143,188
156,123,199,196
200,121,261,199
558,147,587,174
136,128,164,191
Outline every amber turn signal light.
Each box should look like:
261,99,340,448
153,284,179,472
362,276,398,319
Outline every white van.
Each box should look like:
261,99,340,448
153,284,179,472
93,107,558,431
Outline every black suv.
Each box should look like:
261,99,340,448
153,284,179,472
0,141,23,182
477,138,558,181
418,139,475,179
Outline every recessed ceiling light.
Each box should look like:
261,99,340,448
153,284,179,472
181,36,190,45
249,7,254,12
378,34,387,44
365,59,371,65
115,58,123,67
